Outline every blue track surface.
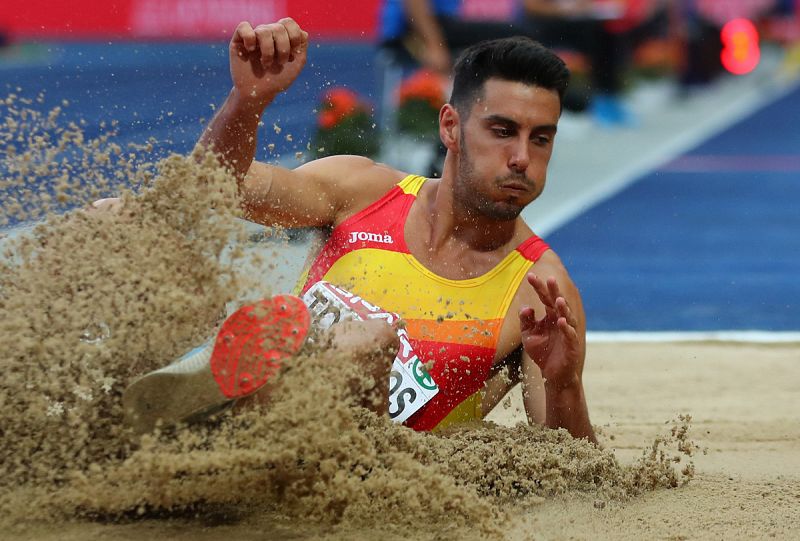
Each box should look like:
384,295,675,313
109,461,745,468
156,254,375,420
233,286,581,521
1,42,380,160
548,84,800,331
1,42,381,226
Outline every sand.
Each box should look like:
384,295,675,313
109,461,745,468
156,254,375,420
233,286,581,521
499,341,800,540
3,342,797,540
2,97,798,540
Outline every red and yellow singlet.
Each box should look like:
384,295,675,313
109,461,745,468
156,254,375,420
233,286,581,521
297,175,549,431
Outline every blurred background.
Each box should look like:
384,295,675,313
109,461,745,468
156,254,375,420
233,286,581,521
1,0,799,333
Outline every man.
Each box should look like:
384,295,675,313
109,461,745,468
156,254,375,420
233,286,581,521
124,18,596,443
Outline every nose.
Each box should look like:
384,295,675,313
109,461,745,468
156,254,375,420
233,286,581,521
508,139,530,173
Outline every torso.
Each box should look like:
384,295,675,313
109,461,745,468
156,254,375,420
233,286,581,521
297,175,552,430
404,177,556,365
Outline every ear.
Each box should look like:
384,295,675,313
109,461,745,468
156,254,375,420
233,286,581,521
438,103,461,152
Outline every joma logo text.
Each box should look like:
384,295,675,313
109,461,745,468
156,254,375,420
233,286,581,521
348,231,393,244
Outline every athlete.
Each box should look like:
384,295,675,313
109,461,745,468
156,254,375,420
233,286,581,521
123,18,596,443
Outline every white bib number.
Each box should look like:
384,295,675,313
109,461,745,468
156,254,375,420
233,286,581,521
302,281,439,423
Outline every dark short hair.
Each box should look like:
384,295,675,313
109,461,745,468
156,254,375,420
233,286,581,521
449,37,569,114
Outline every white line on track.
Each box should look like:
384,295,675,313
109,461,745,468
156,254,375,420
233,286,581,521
588,331,800,343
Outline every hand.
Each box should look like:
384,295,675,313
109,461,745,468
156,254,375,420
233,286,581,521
519,273,583,388
228,19,309,107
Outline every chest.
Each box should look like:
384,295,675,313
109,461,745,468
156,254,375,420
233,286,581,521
303,183,543,364
319,238,531,366
403,205,516,282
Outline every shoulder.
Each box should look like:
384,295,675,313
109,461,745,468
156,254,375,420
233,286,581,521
517,246,581,306
512,221,569,284
532,248,569,281
296,155,406,190
515,223,551,262
296,155,409,222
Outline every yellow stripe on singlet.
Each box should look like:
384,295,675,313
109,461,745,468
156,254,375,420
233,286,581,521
433,392,483,432
322,248,532,322
397,174,427,195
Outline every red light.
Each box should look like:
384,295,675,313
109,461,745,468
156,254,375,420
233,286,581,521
721,18,761,75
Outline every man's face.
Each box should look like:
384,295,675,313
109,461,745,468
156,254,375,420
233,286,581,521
453,78,560,221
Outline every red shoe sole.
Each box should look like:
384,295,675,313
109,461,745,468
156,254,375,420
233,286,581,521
210,295,310,399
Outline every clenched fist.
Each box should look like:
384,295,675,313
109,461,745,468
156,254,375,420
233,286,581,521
229,18,309,106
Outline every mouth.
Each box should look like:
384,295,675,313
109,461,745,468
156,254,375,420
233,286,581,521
499,181,530,195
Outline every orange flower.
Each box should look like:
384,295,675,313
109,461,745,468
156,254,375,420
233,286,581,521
317,88,370,129
324,88,359,115
397,69,446,109
633,39,680,70
318,110,339,129
556,50,589,74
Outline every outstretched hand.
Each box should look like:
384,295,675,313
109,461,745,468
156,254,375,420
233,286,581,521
519,273,583,388
229,18,309,106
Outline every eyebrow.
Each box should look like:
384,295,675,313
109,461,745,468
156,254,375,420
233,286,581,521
483,114,558,133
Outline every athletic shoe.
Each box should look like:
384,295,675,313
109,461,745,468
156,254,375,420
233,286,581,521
591,93,638,128
122,295,311,433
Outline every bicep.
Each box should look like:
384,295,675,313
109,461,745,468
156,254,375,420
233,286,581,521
240,155,400,228
240,159,337,227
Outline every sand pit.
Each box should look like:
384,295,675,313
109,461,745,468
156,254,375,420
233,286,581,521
499,341,800,540
3,342,797,540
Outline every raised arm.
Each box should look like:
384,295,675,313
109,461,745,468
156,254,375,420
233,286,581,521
199,19,308,181
198,19,401,228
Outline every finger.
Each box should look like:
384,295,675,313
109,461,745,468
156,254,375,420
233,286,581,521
519,306,537,330
233,21,257,53
271,23,292,65
253,25,276,68
280,17,306,54
555,296,578,328
546,276,562,304
557,316,579,345
527,273,555,311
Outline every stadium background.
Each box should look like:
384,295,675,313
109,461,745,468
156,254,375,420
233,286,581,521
1,0,799,333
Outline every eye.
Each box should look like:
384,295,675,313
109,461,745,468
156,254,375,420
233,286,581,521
492,127,513,138
532,135,551,146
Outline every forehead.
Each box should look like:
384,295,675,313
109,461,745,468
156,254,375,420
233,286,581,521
469,78,561,125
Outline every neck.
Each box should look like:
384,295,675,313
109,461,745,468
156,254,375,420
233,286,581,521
423,157,518,253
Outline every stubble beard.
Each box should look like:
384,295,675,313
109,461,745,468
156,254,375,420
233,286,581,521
454,138,525,222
